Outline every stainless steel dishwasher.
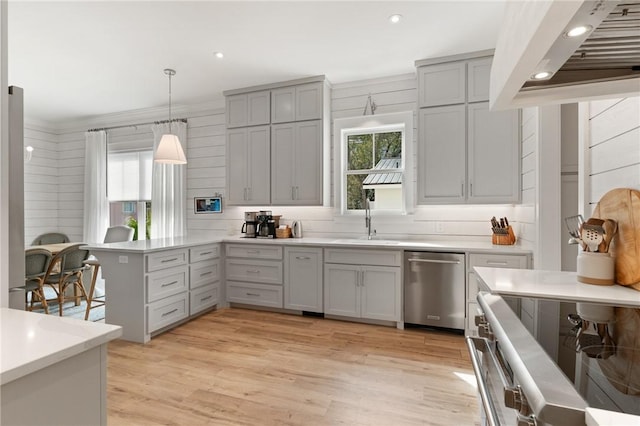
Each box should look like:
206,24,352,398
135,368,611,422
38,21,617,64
404,252,465,330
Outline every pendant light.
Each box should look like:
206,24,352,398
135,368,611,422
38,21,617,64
154,68,187,164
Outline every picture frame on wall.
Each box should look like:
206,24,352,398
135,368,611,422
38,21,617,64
194,197,222,214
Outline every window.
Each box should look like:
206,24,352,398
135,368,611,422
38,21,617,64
334,111,413,215
107,150,152,240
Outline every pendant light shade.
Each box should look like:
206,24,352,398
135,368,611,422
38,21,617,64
154,68,187,164
155,134,187,164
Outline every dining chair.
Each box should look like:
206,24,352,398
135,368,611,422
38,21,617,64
84,225,134,320
42,243,92,316
31,232,70,246
23,248,53,313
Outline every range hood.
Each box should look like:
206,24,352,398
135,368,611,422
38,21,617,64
490,0,640,110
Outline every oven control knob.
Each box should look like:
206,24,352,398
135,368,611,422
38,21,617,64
504,386,529,414
478,324,494,341
516,414,536,426
474,314,486,326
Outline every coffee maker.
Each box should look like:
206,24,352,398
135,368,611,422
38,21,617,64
241,211,258,238
256,210,276,238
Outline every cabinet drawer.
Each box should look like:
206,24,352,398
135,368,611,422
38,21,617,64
190,244,220,263
190,259,221,289
147,266,188,303
225,258,283,285
146,249,188,272
226,244,283,260
147,292,188,333
190,283,219,315
468,253,528,269
227,281,283,308
324,249,401,267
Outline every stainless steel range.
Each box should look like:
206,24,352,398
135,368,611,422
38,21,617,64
467,293,588,426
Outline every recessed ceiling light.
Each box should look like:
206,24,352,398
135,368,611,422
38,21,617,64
389,14,402,24
214,51,224,59
565,25,592,38
531,71,552,80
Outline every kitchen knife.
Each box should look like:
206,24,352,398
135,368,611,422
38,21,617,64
504,217,509,227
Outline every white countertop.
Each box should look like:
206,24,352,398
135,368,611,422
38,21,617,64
84,234,532,255
1,308,122,385
586,408,640,426
475,267,640,308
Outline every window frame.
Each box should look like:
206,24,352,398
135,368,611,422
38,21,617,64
333,111,414,216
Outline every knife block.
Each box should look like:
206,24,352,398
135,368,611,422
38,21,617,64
492,226,516,245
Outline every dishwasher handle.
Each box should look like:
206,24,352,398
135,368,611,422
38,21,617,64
407,258,461,265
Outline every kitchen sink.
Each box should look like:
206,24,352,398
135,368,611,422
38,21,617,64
331,238,404,246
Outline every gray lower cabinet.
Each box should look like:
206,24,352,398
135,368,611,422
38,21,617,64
323,248,401,323
466,252,530,336
284,246,323,312
91,243,220,344
225,244,284,308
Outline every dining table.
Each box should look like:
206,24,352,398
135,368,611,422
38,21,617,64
30,242,80,255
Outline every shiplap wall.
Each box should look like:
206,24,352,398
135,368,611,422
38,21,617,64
29,73,523,243
24,124,59,244
585,96,640,213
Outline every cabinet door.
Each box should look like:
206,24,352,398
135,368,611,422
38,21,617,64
246,125,271,204
227,128,249,205
247,91,271,126
271,86,296,124
418,62,466,107
361,266,401,322
295,82,323,121
226,94,247,128
293,120,322,204
271,123,296,204
324,264,360,318
468,102,520,203
284,247,323,312
467,57,492,103
418,105,466,204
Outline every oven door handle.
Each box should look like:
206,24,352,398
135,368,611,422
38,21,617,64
466,337,500,426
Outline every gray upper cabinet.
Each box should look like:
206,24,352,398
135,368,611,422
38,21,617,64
226,90,270,128
272,82,323,124
467,102,520,203
271,120,322,205
225,77,328,206
418,62,466,107
417,53,521,205
418,105,466,203
467,57,492,103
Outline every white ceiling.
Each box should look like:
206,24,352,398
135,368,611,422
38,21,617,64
8,1,506,123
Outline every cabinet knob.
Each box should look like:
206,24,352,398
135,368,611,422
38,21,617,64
504,386,529,415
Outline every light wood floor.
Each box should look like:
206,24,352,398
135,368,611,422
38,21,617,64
107,308,479,425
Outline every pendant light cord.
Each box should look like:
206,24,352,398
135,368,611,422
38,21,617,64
164,68,176,133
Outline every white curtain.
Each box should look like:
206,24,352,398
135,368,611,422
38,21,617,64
83,130,110,244
151,121,187,239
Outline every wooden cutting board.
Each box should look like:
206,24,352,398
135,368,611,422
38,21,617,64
593,188,640,291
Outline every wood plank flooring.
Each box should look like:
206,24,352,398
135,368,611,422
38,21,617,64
107,308,479,425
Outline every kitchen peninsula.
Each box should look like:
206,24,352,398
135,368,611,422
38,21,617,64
85,235,532,343
1,308,121,425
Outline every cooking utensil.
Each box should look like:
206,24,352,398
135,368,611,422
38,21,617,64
564,214,584,246
599,219,618,254
581,222,604,252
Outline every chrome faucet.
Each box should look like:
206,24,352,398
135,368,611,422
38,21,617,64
365,198,376,239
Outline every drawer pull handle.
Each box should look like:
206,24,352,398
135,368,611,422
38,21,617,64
296,256,310,260
246,269,260,273
161,308,179,317
161,280,179,287
247,250,260,254
486,261,508,266
200,295,212,302
199,251,213,256
246,292,260,297
161,258,179,263
200,271,213,277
